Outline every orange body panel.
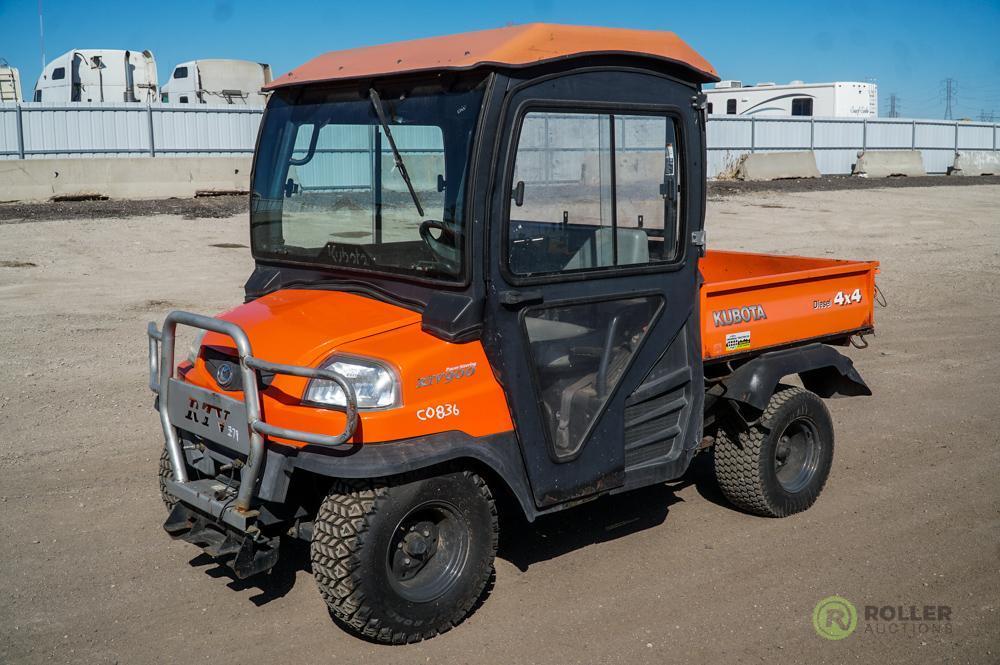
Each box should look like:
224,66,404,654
267,23,719,90
180,250,876,448
700,250,879,360
185,289,514,447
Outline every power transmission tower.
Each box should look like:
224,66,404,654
979,110,996,122
942,78,957,120
888,94,901,118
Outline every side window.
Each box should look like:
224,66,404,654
52,67,65,81
508,111,682,277
726,99,737,115
791,97,814,116
34,89,42,102
178,96,189,104
173,66,189,79
706,102,714,114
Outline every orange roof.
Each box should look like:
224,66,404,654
266,23,719,90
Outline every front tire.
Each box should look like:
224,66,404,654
311,469,498,644
713,386,834,517
158,446,177,510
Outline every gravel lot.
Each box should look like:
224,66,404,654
1,184,998,664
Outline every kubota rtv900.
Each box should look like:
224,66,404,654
148,24,878,644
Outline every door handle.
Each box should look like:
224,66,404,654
499,290,544,308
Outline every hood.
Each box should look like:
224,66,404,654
200,289,421,366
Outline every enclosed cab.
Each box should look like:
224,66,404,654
0,60,22,102
32,49,158,103
147,24,877,645
160,59,272,105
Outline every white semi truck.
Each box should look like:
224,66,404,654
160,60,272,105
705,80,878,118
33,49,158,103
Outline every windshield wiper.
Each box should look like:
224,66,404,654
369,88,424,217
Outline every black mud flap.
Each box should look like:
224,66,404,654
164,504,280,579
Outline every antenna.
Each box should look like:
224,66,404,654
38,0,46,70
942,78,957,120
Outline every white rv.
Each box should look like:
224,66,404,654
0,60,22,102
705,80,878,118
160,60,272,105
33,50,158,103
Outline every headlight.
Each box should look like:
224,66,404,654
304,355,400,410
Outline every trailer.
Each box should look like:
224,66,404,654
705,80,878,117
145,24,879,644
32,49,158,103
0,60,22,102
160,59,272,105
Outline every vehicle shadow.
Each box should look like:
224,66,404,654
497,452,732,572
185,452,733,602
188,538,311,607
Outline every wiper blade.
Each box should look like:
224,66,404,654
369,88,424,217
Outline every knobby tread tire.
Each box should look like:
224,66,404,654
713,386,833,517
158,446,177,510
311,470,498,644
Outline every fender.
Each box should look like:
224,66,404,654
288,430,540,521
720,343,871,412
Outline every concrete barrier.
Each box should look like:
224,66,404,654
851,150,926,178
950,151,1000,176
734,151,820,181
0,157,251,202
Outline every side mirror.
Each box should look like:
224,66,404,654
512,180,525,207
284,178,300,198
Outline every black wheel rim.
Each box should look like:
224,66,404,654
386,500,470,603
773,417,821,493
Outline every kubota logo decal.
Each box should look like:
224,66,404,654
712,304,767,327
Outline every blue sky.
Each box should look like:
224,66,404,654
1,0,998,118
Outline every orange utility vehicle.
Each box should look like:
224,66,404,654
148,25,878,644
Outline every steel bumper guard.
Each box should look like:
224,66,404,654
147,311,358,531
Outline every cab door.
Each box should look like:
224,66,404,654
483,69,706,508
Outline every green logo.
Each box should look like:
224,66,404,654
813,596,858,640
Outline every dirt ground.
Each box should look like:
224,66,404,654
1,184,998,664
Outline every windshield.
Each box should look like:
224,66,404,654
251,78,486,282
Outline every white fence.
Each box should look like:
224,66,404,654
0,102,263,159
2,103,999,179
707,116,1000,177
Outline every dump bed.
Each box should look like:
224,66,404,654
700,250,879,361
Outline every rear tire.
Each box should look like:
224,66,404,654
713,386,834,517
311,469,498,644
158,446,177,511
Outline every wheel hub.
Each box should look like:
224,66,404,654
773,417,821,493
386,502,470,602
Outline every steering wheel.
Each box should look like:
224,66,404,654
419,220,461,271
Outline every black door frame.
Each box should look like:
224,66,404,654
480,65,707,508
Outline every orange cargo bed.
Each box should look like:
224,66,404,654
700,250,879,361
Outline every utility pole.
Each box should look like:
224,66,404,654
942,78,957,120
